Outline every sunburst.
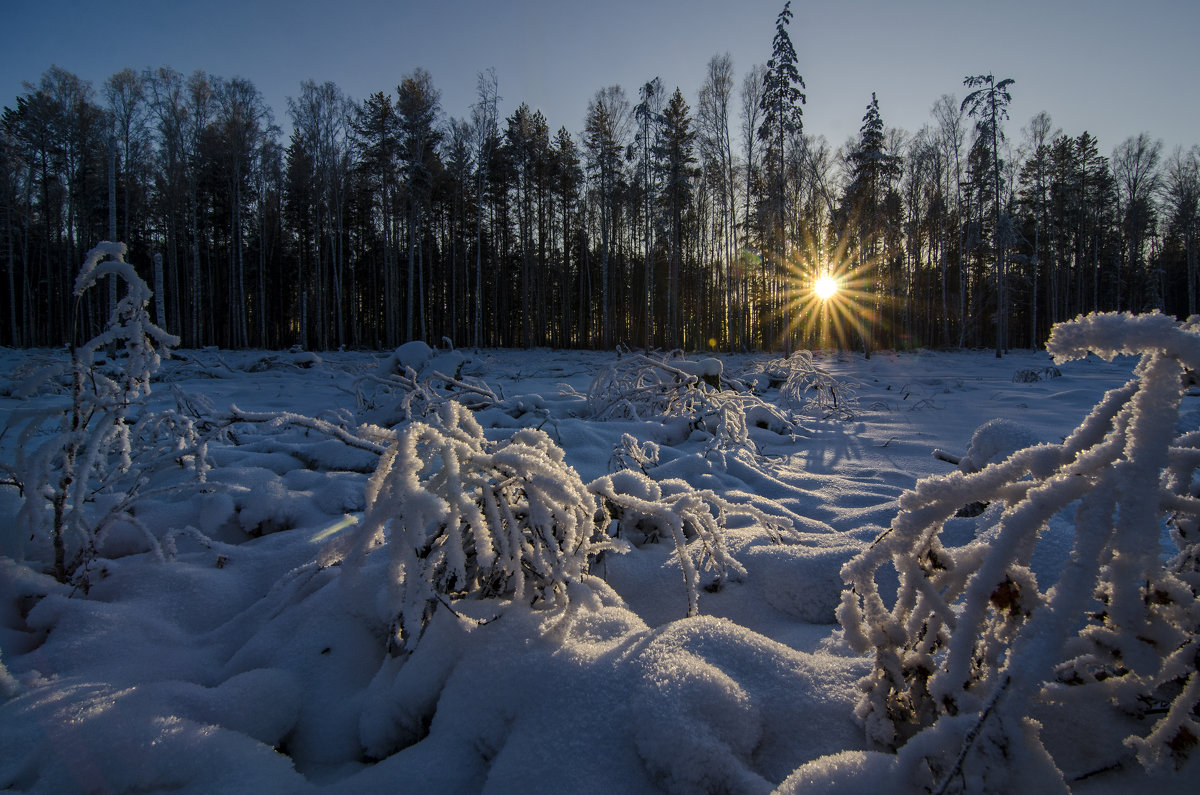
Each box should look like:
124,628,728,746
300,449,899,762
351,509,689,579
814,274,839,301
773,235,885,352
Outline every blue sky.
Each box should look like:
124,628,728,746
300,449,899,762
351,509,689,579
3,0,1197,157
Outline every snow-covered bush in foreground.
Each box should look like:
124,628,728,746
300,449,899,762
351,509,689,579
838,312,1200,790
6,243,188,583
337,401,627,655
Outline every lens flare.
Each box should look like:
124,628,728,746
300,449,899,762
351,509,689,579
769,231,886,353
814,275,838,301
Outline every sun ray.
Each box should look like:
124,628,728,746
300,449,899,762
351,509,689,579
770,233,890,353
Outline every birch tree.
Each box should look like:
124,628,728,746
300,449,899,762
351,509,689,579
698,53,737,348
288,80,351,348
1164,146,1200,316
470,69,499,348
1112,133,1162,311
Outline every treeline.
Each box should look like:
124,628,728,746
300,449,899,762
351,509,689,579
2,48,1198,352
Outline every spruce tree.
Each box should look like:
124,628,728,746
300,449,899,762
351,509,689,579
551,127,582,345
844,93,900,357
583,86,630,348
351,92,400,346
757,1,805,348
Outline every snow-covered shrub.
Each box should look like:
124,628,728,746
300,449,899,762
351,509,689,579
931,419,1047,517
357,355,504,427
671,355,725,388
244,346,323,372
748,350,859,420
935,418,1046,476
837,312,1200,789
355,365,442,425
586,351,787,458
7,243,183,583
342,401,626,655
377,340,435,375
586,351,711,421
590,468,793,617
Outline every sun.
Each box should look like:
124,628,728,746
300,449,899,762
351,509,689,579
814,274,839,301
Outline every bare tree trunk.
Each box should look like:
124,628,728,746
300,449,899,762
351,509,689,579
1188,227,1197,317
154,253,166,329
407,208,415,341
5,200,16,346
108,139,118,318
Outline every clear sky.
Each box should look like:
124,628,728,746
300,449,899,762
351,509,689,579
3,0,1197,158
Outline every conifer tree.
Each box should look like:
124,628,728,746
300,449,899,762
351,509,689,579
505,103,550,348
351,91,400,346
757,1,805,349
962,74,1014,357
843,93,900,357
1017,111,1056,346
658,88,696,348
551,126,582,345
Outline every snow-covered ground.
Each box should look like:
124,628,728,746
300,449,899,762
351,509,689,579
1,341,1196,793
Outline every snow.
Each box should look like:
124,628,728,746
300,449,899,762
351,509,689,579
1,336,1197,793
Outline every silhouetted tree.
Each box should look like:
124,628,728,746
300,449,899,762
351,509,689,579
962,73,1014,356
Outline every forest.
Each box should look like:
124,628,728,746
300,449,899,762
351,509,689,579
2,5,1198,354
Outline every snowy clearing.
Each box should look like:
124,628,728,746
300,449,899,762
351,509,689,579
2,335,1197,793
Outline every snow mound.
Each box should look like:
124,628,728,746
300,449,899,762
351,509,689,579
957,417,1046,473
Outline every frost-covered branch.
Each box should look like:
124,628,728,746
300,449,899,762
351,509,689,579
356,362,509,426
225,405,389,456
587,352,708,420
838,312,1200,786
